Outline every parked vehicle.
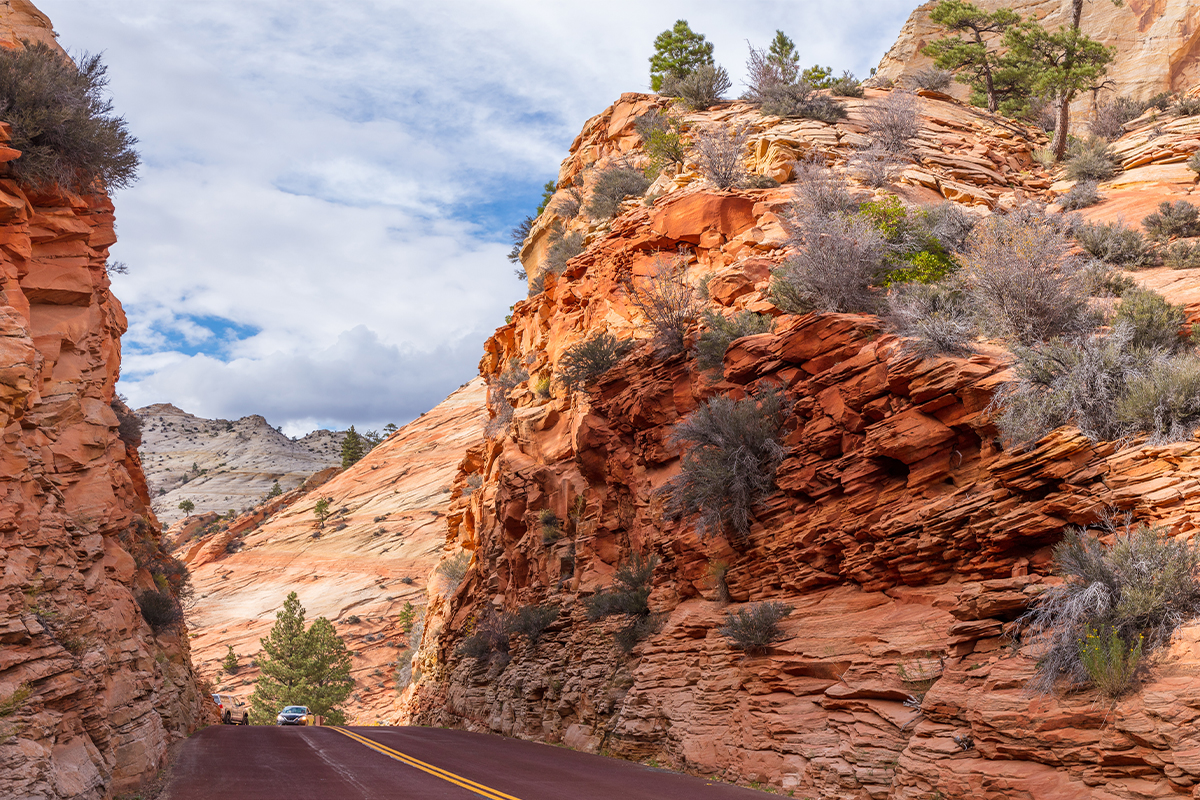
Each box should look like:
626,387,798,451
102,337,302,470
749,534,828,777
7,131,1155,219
276,705,315,726
212,694,249,725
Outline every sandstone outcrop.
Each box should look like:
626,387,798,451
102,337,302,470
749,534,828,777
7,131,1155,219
0,6,207,798
178,378,486,724
137,403,345,526
403,88,1200,799
875,0,1200,102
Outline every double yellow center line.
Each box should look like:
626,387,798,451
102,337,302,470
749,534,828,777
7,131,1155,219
332,727,524,800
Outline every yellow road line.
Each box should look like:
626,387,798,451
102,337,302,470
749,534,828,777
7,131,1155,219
331,727,524,800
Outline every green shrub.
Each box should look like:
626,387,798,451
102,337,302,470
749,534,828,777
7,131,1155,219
1164,240,1200,270
719,602,793,655
1065,136,1119,182
636,110,687,177
759,83,845,122
1074,219,1152,267
623,253,700,353
1077,260,1135,297
1019,521,1200,694
544,228,585,275
1112,287,1189,351
509,604,559,646
1116,355,1200,442
556,331,633,391
1058,180,1100,211
694,309,773,372
457,609,511,660
1078,626,1143,698
136,589,182,633
539,508,561,544
1142,200,1200,241
664,384,788,539
829,71,863,97
0,41,139,192
909,66,952,92
585,553,660,652
661,64,731,111
691,124,749,189
587,166,651,220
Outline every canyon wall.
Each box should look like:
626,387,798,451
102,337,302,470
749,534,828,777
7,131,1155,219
875,0,1200,102
0,7,207,800
178,378,487,724
404,91,1200,799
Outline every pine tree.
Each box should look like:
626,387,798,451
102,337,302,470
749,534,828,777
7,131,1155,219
267,481,282,498
648,20,714,92
177,499,194,516
249,592,310,723
766,30,799,75
301,618,353,725
922,0,1021,112
1001,19,1114,159
221,645,239,675
341,425,364,468
248,592,356,724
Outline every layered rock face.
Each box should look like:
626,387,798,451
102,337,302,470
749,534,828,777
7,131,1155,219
0,9,207,799
405,92,1200,799
875,0,1200,102
137,403,345,526
178,378,486,724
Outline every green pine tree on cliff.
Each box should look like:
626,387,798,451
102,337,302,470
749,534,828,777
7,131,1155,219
648,20,713,92
922,0,1021,113
341,425,364,468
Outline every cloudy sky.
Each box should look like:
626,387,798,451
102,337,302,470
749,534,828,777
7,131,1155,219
41,0,916,435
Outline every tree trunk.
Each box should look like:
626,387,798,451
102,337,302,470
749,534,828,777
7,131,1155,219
1071,0,1084,29
1052,94,1072,160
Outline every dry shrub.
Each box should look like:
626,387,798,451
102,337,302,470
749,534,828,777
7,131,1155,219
457,608,511,660
1089,96,1146,141
909,66,952,92
544,228,585,275
865,90,920,156
137,589,182,633
719,601,793,655
509,604,559,646
111,394,142,448
0,41,139,192
661,64,731,111
851,141,901,188
585,552,660,652
959,212,1093,345
623,252,701,354
664,384,788,539
1077,260,1135,297
556,331,633,391
1018,518,1200,696
691,124,749,189
888,282,975,356
1058,180,1100,211
436,551,471,592
1117,356,1200,442
771,210,886,314
829,72,863,98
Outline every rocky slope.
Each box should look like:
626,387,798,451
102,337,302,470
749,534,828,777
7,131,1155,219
0,6,207,799
176,378,487,724
875,0,1200,102
137,403,345,527
400,88,1200,800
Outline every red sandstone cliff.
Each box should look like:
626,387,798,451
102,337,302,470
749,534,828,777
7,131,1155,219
402,89,1200,800
0,8,207,799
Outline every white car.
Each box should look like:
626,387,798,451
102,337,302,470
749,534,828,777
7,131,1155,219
276,705,315,726
212,694,249,725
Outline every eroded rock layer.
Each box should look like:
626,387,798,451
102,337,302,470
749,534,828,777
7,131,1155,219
405,91,1200,800
0,12,207,798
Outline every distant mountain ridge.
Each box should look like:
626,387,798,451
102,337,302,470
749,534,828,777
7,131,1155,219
137,403,347,525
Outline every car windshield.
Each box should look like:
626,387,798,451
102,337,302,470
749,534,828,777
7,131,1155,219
282,706,307,714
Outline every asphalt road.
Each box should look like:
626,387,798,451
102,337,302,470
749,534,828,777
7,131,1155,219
164,725,778,800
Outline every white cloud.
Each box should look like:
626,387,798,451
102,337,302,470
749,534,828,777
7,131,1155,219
38,0,916,431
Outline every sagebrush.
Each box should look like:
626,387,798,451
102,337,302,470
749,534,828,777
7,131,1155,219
556,331,633,391
623,253,700,354
695,309,773,372
719,601,793,655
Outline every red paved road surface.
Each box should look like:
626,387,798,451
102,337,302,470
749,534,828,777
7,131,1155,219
165,725,778,800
